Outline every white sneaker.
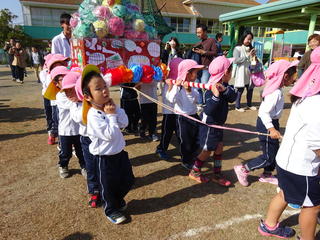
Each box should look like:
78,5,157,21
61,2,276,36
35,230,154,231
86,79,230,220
16,79,22,83
59,167,69,178
235,108,245,112
81,168,87,179
247,106,257,111
151,134,159,142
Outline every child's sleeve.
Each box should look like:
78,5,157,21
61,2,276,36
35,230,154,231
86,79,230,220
203,90,220,115
305,120,320,151
70,103,82,123
166,85,179,104
259,92,278,129
116,106,129,129
56,93,74,110
88,112,121,141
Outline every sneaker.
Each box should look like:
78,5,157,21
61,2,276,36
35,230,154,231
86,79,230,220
189,169,210,183
81,168,87,179
151,134,159,142
88,193,99,208
235,108,245,112
156,149,169,160
258,219,295,239
234,165,249,187
106,211,126,224
181,162,193,170
58,166,69,178
212,173,232,187
12,78,16,81
288,203,301,209
56,145,61,151
247,106,257,111
16,79,22,83
259,173,278,185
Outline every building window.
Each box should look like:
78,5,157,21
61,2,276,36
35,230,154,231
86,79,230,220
196,18,223,34
163,16,191,33
30,7,73,27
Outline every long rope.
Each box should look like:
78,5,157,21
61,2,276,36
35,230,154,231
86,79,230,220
122,86,270,137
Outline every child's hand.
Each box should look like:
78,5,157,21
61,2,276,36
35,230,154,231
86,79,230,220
104,99,116,114
211,84,220,97
174,79,183,86
183,81,191,92
216,83,226,92
268,128,281,139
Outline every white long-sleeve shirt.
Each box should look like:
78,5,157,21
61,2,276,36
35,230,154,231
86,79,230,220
276,94,320,176
162,84,174,114
70,102,87,137
87,106,128,156
258,89,284,129
51,32,71,58
166,85,199,115
56,92,79,136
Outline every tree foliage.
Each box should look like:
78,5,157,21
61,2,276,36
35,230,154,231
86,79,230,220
0,8,32,48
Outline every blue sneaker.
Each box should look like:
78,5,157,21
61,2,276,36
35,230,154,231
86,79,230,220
156,149,169,160
258,219,295,239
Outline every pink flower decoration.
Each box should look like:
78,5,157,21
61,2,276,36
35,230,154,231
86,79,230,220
108,17,125,36
93,6,112,20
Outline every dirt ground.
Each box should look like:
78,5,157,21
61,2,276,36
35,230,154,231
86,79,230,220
0,66,319,240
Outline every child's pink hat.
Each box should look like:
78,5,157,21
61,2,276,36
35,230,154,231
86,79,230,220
50,66,70,80
47,54,70,72
208,56,234,84
43,54,54,69
75,77,84,101
177,59,204,82
290,46,320,98
168,58,183,80
62,71,81,90
262,60,299,98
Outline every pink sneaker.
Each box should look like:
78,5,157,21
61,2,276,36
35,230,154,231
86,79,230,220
234,165,249,186
259,173,278,185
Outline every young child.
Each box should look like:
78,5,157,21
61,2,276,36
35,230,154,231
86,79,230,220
156,58,183,160
50,66,86,178
82,65,134,224
72,75,101,208
138,67,159,141
234,60,298,187
188,56,237,185
166,59,204,169
120,82,141,134
258,47,320,240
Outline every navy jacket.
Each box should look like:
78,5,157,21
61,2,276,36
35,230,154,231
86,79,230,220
202,83,237,125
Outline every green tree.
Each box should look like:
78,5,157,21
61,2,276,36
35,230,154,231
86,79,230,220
0,8,32,48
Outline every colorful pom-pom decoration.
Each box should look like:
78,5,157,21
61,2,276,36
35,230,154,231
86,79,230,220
70,13,80,28
112,4,127,19
118,65,133,83
108,16,125,36
152,65,163,81
93,20,108,39
159,63,168,79
93,6,112,20
141,65,155,83
134,19,145,32
130,65,143,83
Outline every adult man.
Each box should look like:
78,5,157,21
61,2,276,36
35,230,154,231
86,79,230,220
3,39,16,81
193,24,217,104
51,13,72,57
31,46,44,83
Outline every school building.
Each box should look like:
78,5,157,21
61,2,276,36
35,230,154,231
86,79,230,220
19,0,314,48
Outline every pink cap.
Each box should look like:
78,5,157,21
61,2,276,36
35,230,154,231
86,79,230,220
75,77,84,101
168,58,183,80
208,56,234,84
262,60,299,97
47,54,70,72
290,46,320,98
43,53,54,69
62,71,81,90
177,59,204,82
50,66,70,80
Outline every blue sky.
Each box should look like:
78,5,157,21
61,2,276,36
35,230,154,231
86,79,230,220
1,0,23,25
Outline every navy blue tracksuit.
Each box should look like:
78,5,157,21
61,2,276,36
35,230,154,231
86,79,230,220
59,135,85,168
96,151,135,216
156,114,177,152
246,117,279,172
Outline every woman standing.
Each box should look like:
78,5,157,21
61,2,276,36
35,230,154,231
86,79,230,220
233,31,257,112
161,37,182,65
9,42,27,84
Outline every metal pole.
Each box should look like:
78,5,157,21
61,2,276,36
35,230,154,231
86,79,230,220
306,14,317,51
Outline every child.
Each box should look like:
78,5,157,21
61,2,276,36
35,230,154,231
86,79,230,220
138,67,159,141
51,66,86,178
120,82,141,134
234,60,298,187
166,59,204,170
188,56,237,185
156,58,183,160
258,47,320,240
72,75,101,208
82,65,134,224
